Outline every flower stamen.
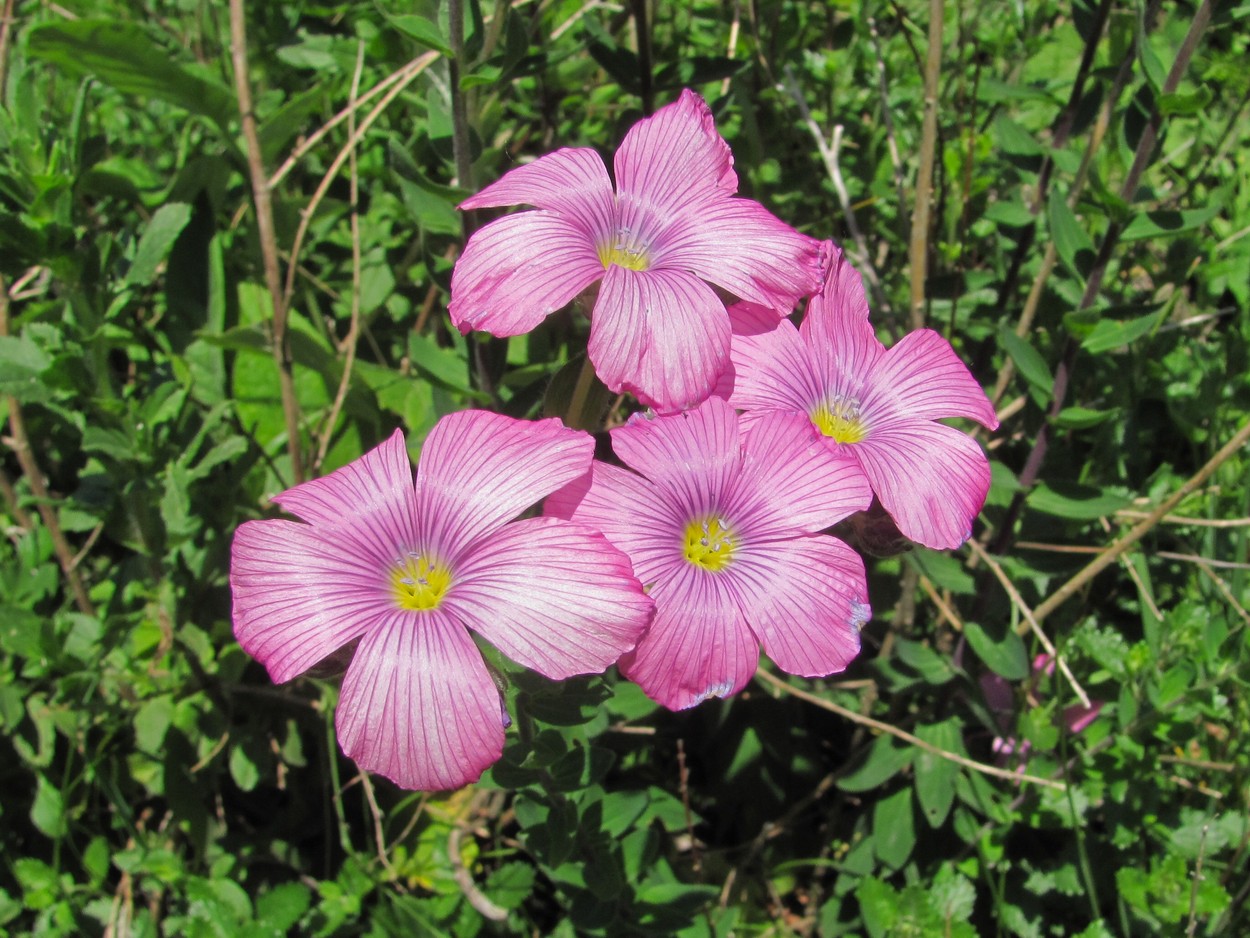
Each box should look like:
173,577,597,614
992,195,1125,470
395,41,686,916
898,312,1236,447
391,553,452,611
597,226,651,272
683,517,736,572
812,397,867,444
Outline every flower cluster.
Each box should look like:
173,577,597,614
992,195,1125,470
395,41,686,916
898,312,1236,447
231,90,998,790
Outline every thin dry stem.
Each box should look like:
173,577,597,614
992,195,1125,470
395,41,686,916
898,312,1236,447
780,69,886,313
1033,415,1250,624
1100,516,1163,622
1195,562,1250,628
907,0,943,330
918,574,965,633
279,52,438,315
0,0,16,101
448,825,508,921
229,0,305,483
358,771,398,877
314,42,367,472
269,55,434,190
1,278,95,616
965,539,1092,709
755,668,1066,790
867,16,907,220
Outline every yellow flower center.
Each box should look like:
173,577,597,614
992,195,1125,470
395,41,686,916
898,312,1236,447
597,227,651,271
683,517,736,572
812,397,867,443
391,553,452,611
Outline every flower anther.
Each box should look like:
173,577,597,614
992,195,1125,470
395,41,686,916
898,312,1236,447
811,397,867,444
683,516,736,572
391,553,452,611
597,227,651,272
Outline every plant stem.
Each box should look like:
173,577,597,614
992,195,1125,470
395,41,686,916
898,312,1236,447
0,278,95,616
907,0,943,330
228,0,305,484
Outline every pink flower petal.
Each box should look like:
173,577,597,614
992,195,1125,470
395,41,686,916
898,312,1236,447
231,518,389,683
659,199,824,310
802,244,871,340
459,148,616,240
620,562,759,710
722,307,823,413
613,90,737,221
336,610,504,791
587,265,730,413
272,429,419,553
853,421,993,550
544,462,686,586
448,211,603,336
448,516,653,678
609,396,741,515
730,412,871,535
866,329,999,428
416,410,592,559
729,536,868,677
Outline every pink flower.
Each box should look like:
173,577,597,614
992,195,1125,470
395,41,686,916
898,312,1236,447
719,244,999,550
230,414,653,791
449,90,824,414
980,654,1104,769
546,396,872,710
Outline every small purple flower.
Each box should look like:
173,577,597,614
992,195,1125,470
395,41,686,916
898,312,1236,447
547,396,871,710
230,413,653,791
720,244,1000,549
449,89,824,414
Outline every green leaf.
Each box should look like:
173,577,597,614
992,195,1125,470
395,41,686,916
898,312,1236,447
255,883,311,931
1157,85,1213,116
872,787,916,869
856,878,897,938
894,639,957,685
994,115,1044,156
964,620,1029,680
484,862,535,911
1080,310,1163,354
999,324,1053,401
389,15,453,56
31,774,67,838
1047,189,1095,281
26,21,234,130
0,335,53,402
914,721,963,828
229,742,260,792
1028,480,1131,520
1120,204,1222,241
1054,406,1117,429
127,202,192,286
838,735,914,792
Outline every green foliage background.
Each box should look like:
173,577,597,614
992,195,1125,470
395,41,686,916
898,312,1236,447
1,0,1248,935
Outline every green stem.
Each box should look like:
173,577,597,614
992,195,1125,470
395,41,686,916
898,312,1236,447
564,354,602,431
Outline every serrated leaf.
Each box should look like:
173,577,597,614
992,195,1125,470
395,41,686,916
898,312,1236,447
0,335,53,402
485,862,535,911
